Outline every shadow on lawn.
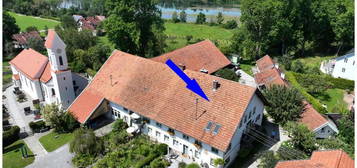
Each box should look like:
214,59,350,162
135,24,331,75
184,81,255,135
3,143,24,153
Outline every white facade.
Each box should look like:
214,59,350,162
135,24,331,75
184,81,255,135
107,92,265,168
10,31,83,109
321,51,356,81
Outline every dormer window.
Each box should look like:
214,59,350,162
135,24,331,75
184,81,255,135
59,56,64,66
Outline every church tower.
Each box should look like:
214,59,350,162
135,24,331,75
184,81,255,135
45,29,75,109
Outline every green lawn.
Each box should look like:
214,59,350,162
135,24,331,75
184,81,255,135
164,22,234,40
316,88,347,112
39,131,74,152
8,12,60,31
3,140,35,168
3,62,12,85
293,55,336,69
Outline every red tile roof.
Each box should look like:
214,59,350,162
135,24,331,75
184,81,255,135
254,68,287,87
10,48,48,80
299,102,328,131
275,150,354,168
39,62,52,83
44,29,56,48
151,40,231,74
12,74,20,80
256,55,276,71
68,50,259,151
69,90,104,123
12,31,42,45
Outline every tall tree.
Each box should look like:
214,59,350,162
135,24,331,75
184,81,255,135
284,122,317,155
262,85,305,125
70,128,104,156
172,11,179,23
196,12,206,24
179,11,187,22
216,12,224,24
104,0,166,57
3,11,20,43
27,37,46,53
61,15,77,29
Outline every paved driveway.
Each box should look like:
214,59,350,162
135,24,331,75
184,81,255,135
26,144,74,168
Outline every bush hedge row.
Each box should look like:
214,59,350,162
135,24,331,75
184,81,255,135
293,72,354,91
29,120,47,133
285,72,327,114
3,126,20,147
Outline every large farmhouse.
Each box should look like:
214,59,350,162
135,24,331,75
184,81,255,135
9,30,87,109
68,49,267,167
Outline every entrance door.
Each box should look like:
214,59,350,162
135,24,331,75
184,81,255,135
183,145,188,155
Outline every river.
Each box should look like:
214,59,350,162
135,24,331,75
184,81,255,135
60,0,241,23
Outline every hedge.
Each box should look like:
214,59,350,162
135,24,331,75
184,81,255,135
134,153,158,168
3,126,20,147
285,72,327,114
325,76,354,91
29,120,47,133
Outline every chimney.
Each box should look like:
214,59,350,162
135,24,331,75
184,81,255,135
179,63,186,70
212,80,220,91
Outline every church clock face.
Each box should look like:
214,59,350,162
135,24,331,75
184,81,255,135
56,49,62,54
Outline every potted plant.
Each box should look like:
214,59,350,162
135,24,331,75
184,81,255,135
213,158,225,168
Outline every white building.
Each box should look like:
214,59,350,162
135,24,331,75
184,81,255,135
10,30,87,109
320,49,356,81
68,50,268,167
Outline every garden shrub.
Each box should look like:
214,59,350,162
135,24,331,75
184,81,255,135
178,162,187,168
223,20,238,29
285,72,327,114
3,126,20,147
72,154,96,168
134,153,158,168
112,119,128,132
29,120,47,133
186,163,201,168
154,143,168,155
149,158,170,168
325,76,354,91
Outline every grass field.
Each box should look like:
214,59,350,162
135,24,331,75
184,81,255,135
3,62,12,85
164,22,234,52
3,140,35,168
293,55,336,69
316,88,347,112
39,131,74,152
99,22,235,53
9,12,60,31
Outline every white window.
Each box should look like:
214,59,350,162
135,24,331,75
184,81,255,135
148,127,152,134
173,139,179,146
156,122,162,128
211,147,219,154
183,134,189,140
321,127,325,133
195,150,200,158
342,68,346,72
156,131,161,137
164,135,169,141
344,58,348,63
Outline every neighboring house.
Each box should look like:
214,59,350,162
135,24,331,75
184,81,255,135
68,50,268,168
151,40,231,74
253,55,287,89
76,15,106,36
252,55,337,138
72,15,83,23
299,103,338,139
320,49,356,80
12,31,43,48
10,30,88,109
275,149,354,168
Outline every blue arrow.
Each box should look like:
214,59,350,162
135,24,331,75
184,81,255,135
166,59,210,101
